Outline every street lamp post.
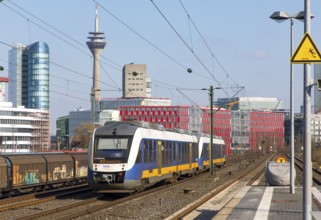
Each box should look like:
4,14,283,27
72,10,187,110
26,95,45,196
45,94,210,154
270,10,306,195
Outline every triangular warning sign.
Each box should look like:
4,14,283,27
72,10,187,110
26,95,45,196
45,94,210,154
291,33,321,63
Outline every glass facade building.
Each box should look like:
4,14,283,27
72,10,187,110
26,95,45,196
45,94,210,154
8,42,49,110
8,44,28,107
27,42,50,110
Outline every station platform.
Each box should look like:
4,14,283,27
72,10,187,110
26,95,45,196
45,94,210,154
184,184,321,220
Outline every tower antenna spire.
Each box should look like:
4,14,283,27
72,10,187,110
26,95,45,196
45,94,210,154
95,4,99,32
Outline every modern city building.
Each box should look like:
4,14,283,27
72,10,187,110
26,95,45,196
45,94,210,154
0,101,50,152
215,97,283,111
284,112,303,149
8,43,27,107
311,114,321,145
119,105,285,155
8,42,50,110
56,108,120,149
86,4,106,122
314,64,321,113
100,97,171,110
122,64,151,98
56,115,69,150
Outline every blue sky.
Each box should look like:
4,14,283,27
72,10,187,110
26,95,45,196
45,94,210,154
0,0,321,133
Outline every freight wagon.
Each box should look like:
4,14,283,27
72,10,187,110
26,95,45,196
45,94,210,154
0,152,87,197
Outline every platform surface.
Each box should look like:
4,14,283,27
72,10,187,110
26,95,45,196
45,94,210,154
185,185,321,220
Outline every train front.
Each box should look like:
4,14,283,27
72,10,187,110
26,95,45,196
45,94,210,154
88,123,139,193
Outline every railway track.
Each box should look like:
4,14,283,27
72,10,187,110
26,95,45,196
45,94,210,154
0,185,95,219
168,153,274,220
294,156,321,185
0,184,88,206
1,153,268,220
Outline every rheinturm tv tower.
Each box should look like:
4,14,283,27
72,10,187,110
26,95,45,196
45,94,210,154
86,4,106,122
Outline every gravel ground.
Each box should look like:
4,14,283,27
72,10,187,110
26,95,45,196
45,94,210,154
0,154,271,220
78,155,269,220
1,190,97,220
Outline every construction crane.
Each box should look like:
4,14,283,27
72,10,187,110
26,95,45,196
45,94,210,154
226,100,240,110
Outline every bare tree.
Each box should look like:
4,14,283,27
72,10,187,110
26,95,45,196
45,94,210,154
71,123,93,149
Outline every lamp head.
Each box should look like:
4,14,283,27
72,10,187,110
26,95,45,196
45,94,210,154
270,11,290,23
295,11,315,21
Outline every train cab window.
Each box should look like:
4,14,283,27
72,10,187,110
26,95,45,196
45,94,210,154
94,136,132,161
96,137,129,150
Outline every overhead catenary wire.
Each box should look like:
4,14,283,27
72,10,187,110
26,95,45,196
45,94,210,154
150,0,225,88
178,0,239,87
151,0,248,104
6,0,122,70
92,0,217,82
2,0,148,101
2,1,249,110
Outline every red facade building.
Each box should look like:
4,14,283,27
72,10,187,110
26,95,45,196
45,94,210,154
119,106,284,155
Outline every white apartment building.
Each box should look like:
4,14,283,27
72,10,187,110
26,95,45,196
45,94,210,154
0,102,50,152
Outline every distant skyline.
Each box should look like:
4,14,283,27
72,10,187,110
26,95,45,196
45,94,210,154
1,0,321,133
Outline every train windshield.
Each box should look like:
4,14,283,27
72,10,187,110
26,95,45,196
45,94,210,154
93,136,132,163
96,138,129,150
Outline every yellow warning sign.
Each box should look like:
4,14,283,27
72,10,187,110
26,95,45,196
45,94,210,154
276,156,286,163
291,33,321,63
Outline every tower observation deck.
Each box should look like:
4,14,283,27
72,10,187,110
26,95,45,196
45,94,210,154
86,4,106,121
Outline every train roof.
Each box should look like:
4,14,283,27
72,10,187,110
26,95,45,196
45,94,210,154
99,121,224,142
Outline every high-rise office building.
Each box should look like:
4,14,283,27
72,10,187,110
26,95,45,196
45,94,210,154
8,41,50,110
122,64,149,98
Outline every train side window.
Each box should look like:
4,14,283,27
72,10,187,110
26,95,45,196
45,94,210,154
193,143,197,160
152,140,157,162
182,143,186,163
213,144,218,159
178,142,182,161
185,142,189,163
148,140,153,162
162,142,166,164
136,141,143,163
204,143,209,158
168,141,172,164
144,139,148,162
173,142,177,161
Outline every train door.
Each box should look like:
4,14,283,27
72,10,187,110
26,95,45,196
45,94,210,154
158,140,162,175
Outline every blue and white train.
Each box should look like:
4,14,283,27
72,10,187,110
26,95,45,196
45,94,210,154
88,121,225,193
